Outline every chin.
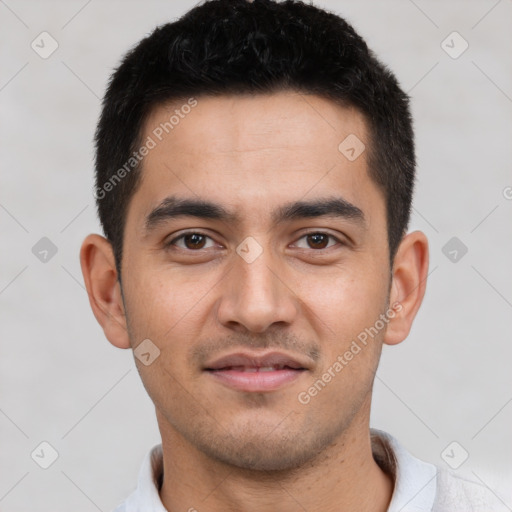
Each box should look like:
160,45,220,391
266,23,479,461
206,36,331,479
206,440,317,472
191,419,341,472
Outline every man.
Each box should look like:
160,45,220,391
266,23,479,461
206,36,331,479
80,0,496,510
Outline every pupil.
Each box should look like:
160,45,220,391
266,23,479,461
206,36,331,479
309,233,327,249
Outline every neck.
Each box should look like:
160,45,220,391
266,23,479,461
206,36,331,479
157,405,393,512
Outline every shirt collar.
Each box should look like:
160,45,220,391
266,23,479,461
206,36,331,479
371,428,437,511
114,443,167,512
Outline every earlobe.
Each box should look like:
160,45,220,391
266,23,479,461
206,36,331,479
384,231,429,346
80,234,131,349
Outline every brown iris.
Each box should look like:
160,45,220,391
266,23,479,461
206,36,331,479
183,233,207,249
307,233,330,249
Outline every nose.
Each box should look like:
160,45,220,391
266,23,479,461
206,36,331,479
215,244,298,333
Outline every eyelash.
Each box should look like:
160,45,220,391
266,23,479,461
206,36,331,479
166,231,343,251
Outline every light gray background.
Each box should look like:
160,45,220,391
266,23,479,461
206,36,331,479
1,0,511,510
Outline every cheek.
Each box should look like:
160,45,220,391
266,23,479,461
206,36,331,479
295,272,388,417
123,263,220,340
122,270,208,408
297,266,389,338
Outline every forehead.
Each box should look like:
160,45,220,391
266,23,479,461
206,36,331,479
126,92,384,230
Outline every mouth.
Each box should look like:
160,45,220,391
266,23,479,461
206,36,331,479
204,351,309,392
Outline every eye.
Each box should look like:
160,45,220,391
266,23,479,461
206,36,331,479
167,232,217,250
293,232,341,250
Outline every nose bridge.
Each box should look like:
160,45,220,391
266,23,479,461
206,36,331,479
240,249,278,300
217,239,297,332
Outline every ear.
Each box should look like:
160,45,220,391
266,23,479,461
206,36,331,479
80,234,131,349
384,231,429,346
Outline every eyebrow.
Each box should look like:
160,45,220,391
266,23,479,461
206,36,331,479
144,195,365,234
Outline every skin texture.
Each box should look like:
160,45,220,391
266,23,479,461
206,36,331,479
81,92,429,512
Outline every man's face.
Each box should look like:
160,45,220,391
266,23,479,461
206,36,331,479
120,92,392,471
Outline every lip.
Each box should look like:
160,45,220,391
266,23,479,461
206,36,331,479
204,350,310,393
204,350,311,371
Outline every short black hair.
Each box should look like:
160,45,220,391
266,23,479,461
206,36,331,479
94,0,415,275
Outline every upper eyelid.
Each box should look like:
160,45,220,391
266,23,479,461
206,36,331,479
167,230,219,247
291,233,343,250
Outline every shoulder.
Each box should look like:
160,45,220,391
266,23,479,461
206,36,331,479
433,468,506,512
370,429,507,512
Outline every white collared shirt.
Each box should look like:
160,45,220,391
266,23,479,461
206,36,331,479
112,428,502,511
